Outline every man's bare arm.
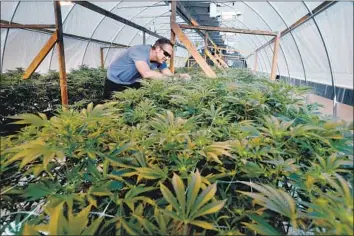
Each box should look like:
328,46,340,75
160,68,173,76
135,61,170,80
135,61,191,80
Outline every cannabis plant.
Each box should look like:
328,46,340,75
1,68,352,235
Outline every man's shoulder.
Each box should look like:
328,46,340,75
129,44,151,54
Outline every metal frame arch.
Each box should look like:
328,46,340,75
147,24,267,72
80,1,123,66
48,3,77,70
147,19,267,72
103,1,164,65
1,1,21,73
220,3,271,73
267,1,306,82
302,1,337,117
220,21,267,73
222,3,273,73
216,19,267,72
241,1,284,76
127,11,170,46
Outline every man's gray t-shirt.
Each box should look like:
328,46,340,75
107,45,167,85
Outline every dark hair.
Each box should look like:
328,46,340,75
152,38,174,49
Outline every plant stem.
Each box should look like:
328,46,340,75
183,223,189,236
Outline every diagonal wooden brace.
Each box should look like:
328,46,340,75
204,48,223,69
214,53,229,68
171,23,216,78
23,32,57,79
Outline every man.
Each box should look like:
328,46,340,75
103,38,190,99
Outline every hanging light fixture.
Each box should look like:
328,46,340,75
60,1,73,6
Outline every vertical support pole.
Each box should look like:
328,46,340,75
270,32,281,80
100,47,104,69
54,1,68,106
143,31,146,45
204,33,208,60
170,0,176,73
254,51,258,71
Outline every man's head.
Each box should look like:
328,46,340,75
151,38,173,64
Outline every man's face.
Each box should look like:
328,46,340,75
156,44,173,64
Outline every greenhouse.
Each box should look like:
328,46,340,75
0,1,353,235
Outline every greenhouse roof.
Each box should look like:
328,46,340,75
1,1,353,89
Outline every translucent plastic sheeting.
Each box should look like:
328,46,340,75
219,20,273,53
271,2,308,27
63,4,106,38
58,3,75,21
235,3,270,34
245,2,286,32
12,2,54,25
269,44,289,79
90,18,125,43
0,2,19,22
279,34,306,82
278,49,290,79
0,29,7,61
103,47,127,68
50,37,88,72
0,1,190,73
82,42,107,67
257,48,271,74
304,2,323,11
93,2,120,11
1,29,53,73
292,20,332,87
1,0,352,88
314,2,353,89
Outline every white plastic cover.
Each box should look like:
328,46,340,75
0,1,353,93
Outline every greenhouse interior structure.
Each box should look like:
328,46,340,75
0,1,353,235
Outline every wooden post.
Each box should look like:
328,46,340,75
254,52,258,71
143,31,146,45
100,47,104,69
171,22,216,78
170,0,176,73
178,24,277,36
204,33,208,60
23,33,57,79
0,23,56,29
270,32,281,80
54,1,68,106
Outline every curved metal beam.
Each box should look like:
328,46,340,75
221,21,266,72
48,3,77,70
241,2,282,75
302,1,337,117
127,11,170,47
80,1,123,66
1,2,21,73
104,1,163,64
267,1,304,81
222,3,270,73
221,3,269,73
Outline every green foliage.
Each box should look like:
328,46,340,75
0,66,106,134
0,68,353,235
